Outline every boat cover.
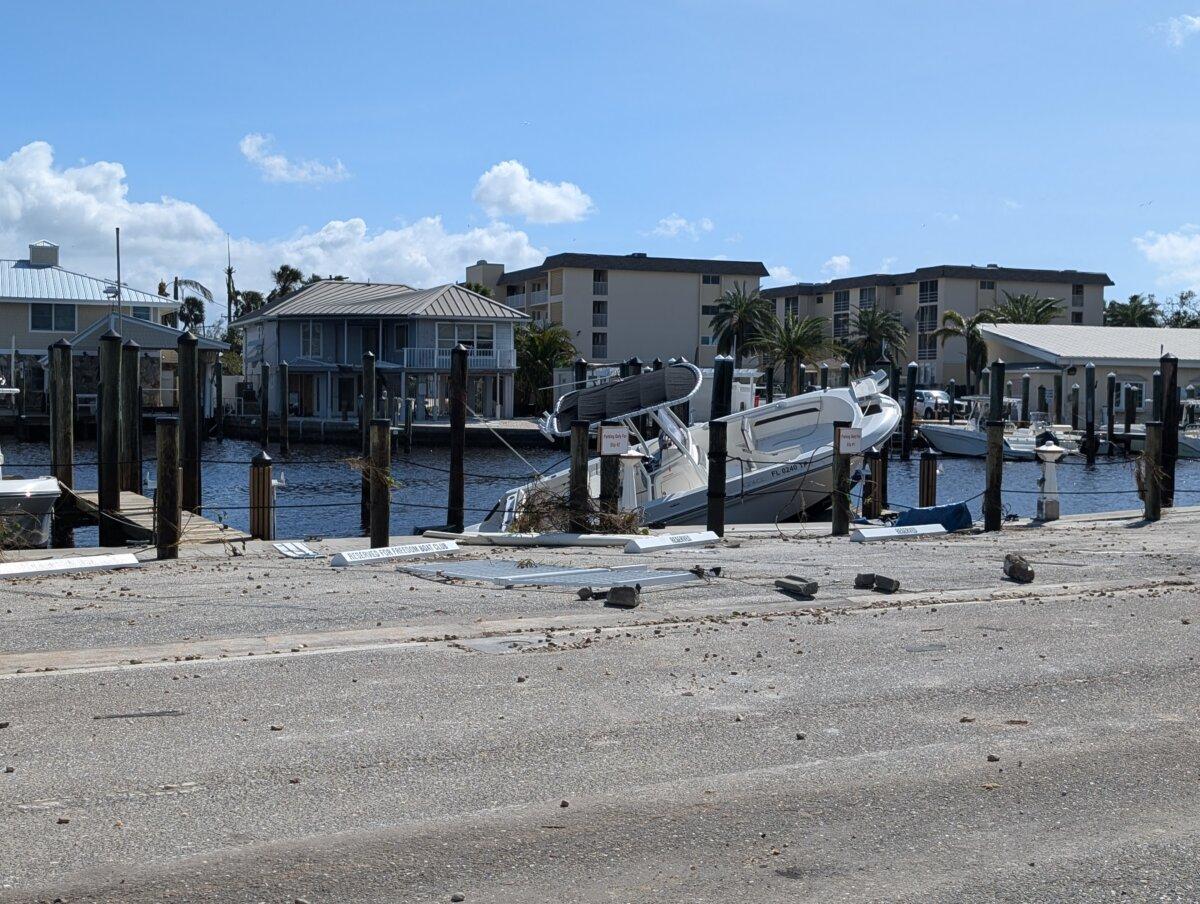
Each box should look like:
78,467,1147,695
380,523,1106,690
894,501,973,533
544,363,701,436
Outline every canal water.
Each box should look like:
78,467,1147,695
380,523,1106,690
3,438,1198,543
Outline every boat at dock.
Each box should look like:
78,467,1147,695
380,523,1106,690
917,396,1076,462
0,387,60,548
472,363,901,530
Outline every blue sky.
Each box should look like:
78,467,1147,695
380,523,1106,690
2,0,1199,318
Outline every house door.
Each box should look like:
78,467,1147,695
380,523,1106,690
337,376,356,416
361,326,379,357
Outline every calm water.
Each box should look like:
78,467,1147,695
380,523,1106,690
3,437,1198,543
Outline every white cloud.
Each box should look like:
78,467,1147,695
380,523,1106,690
822,254,852,277
879,256,898,273
649,213,715,240
239,133,349,184
763,264,799,288
934,211,961,223
1002,198,1022,210
1134,225,1200,287
1160,14,1200,46
0,141,545,321
472,160,593,224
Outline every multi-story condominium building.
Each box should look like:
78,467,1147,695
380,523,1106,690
465,252,769,366
761,264,1113,387
232,280,528,420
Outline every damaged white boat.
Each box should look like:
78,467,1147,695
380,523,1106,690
0,387,60,548
472,362,901,530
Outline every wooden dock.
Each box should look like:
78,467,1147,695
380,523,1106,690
63,488,249,546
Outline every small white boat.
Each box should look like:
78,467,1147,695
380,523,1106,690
473,363,901,530
0,388,60,548
917,396,1075,462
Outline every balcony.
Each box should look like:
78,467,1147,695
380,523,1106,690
529,290,548,305
593,281,608,295
506,293,526,308
592,313,608,327
398,347,517,370
591,345,608,360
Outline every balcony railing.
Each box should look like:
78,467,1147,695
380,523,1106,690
529,290,548,305
592,313,608,327
506,293,526,308
591,346,608,360
593,281,608,295
398,347,516,370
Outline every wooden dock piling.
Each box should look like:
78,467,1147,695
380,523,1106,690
1105,372,1116,453
1084,362,1096,466
446,345,467,533
599,420,622,519
98,329,123,547
156,417,181,559
707,356,733,537
278,361,290,458
919,450,938,508
1143,421,1162,522
947,379,956,424
1053,372,1064,424
1160,353,1179,507
568,420,590,534
841,362,851,388
370,418,391,547
249,451,275,541
178,330,201,514
49,339,74,548
819,363,829,391
120,339,142,493
213,358,224,440
1020,373,1031,427
984,360,1006,533
360,351,376,526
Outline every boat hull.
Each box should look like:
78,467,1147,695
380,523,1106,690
0,477,61,549
918,423,1038,461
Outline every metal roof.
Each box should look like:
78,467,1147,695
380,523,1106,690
498,252,769,285
762,264,1114,298
980,324,1200,366
232,281,529,325
39,313,228,361
0,260,180,306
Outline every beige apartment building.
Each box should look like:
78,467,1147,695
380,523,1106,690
761,264,1113,388
465,252,768,366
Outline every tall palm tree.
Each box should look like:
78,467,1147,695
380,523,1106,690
708,281,772,366
268,264,305,300
1163,290,1200,328
990,291,1064,324
514,321,577,413
843,307,908,373
932,309,996,393
166,278,212,330
1104,293,1161,327
755,314,842,395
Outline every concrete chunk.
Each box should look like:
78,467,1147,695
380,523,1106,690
1004,553,1035,583
873,575,901,593
605,585,641,608
775,577,818,598
854,572,876,590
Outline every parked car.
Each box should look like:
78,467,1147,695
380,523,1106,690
903,389,957,419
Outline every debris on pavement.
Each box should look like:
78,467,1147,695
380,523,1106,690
1004,554,1035,583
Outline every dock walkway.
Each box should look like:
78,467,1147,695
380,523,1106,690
63,487,249,546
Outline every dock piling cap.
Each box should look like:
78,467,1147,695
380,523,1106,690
1035,442,1067,463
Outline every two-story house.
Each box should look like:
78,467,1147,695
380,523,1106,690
761,263,1114,387
231,280,529,421
466,252,769,366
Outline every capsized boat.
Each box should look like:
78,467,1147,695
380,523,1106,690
0,387,60,548
472,363,901,530
917,396,1076,462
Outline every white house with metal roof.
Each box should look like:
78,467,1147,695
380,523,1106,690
981,323,1200,418
230,280,529,420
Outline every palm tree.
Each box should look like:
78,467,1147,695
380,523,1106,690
755,314,841,395
932,309,996,393
268,264,304,300
165,277,212,330
1104,293,1161,327
843,307,908,373
462,281,494,298
990,291,1064,324
1163,290,1200,328
514,321,577,413
180,295,206,331
708,281,773,366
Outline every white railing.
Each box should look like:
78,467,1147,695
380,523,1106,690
399,347,516,369
593,281,608,295
529,290,548,305
592,313,608,327
507,293,526,307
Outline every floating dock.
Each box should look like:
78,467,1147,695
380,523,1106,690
61,487,249,546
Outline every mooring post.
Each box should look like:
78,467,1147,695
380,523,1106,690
120,339,141,494
919,449,938,508
98,330,123,547
369,417,391,547
841,361,852,388
155,417,181,559
947,379,956,424
819,362,829,391
1084,361,1096,467
49,339,75,548
1160,353,1179,507
1019,373,1031,427
599,419,622,520
278,361,290,458
213,358,224,441
1105,372,1116,454
446,344,467,533
831,420,851,536
572,356,588,394
177,331,201,514
259,362,271,450
783,359,793,398
360,351,376,527
1143,421,1162,522
707,355,733,537
764,361,775,404
1053,372,1064,424
404,395,414,453
900,361,917,462
249,450,275,541
984,359,1006,533
1123,383,1135,442
861,449,880,519
568,419,590,534
1037,385,1048,423
1070,384,1079,431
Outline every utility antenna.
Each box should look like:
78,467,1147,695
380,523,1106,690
114,227,122,317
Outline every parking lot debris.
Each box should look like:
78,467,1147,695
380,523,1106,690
854,573,876,590
1004,554,1035,583
873,575,901,593
605,585,641,608
774,576,818,598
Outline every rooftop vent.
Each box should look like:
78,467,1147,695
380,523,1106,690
628,252,648,258
476,259,487,265
29,241,59,268
986,263,999,269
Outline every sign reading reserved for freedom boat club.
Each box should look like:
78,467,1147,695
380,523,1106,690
330,540,460,567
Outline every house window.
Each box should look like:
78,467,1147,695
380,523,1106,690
917,333,937,361
916,305,938,333
701,274,721,285
593,270,608,295
130,306,152,321
301,321,324,357
700,336,715,346
591,332,608,358
980,280,995,290
592,299,608,327
895,286,904,296
815,295,823,305
858,287,876,310
833,313,850,338
30,303,75,332
393,323,408,351
833,290,850,312
1118,381,1145,410
437,323,494,350
784,296,799,319
1072,284,1084,307
701,304,720,316
1071,310,1084,324
918,280,938,305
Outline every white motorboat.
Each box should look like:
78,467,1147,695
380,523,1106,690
0,388,60,548
472,363,901,531
917,396,1076,462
